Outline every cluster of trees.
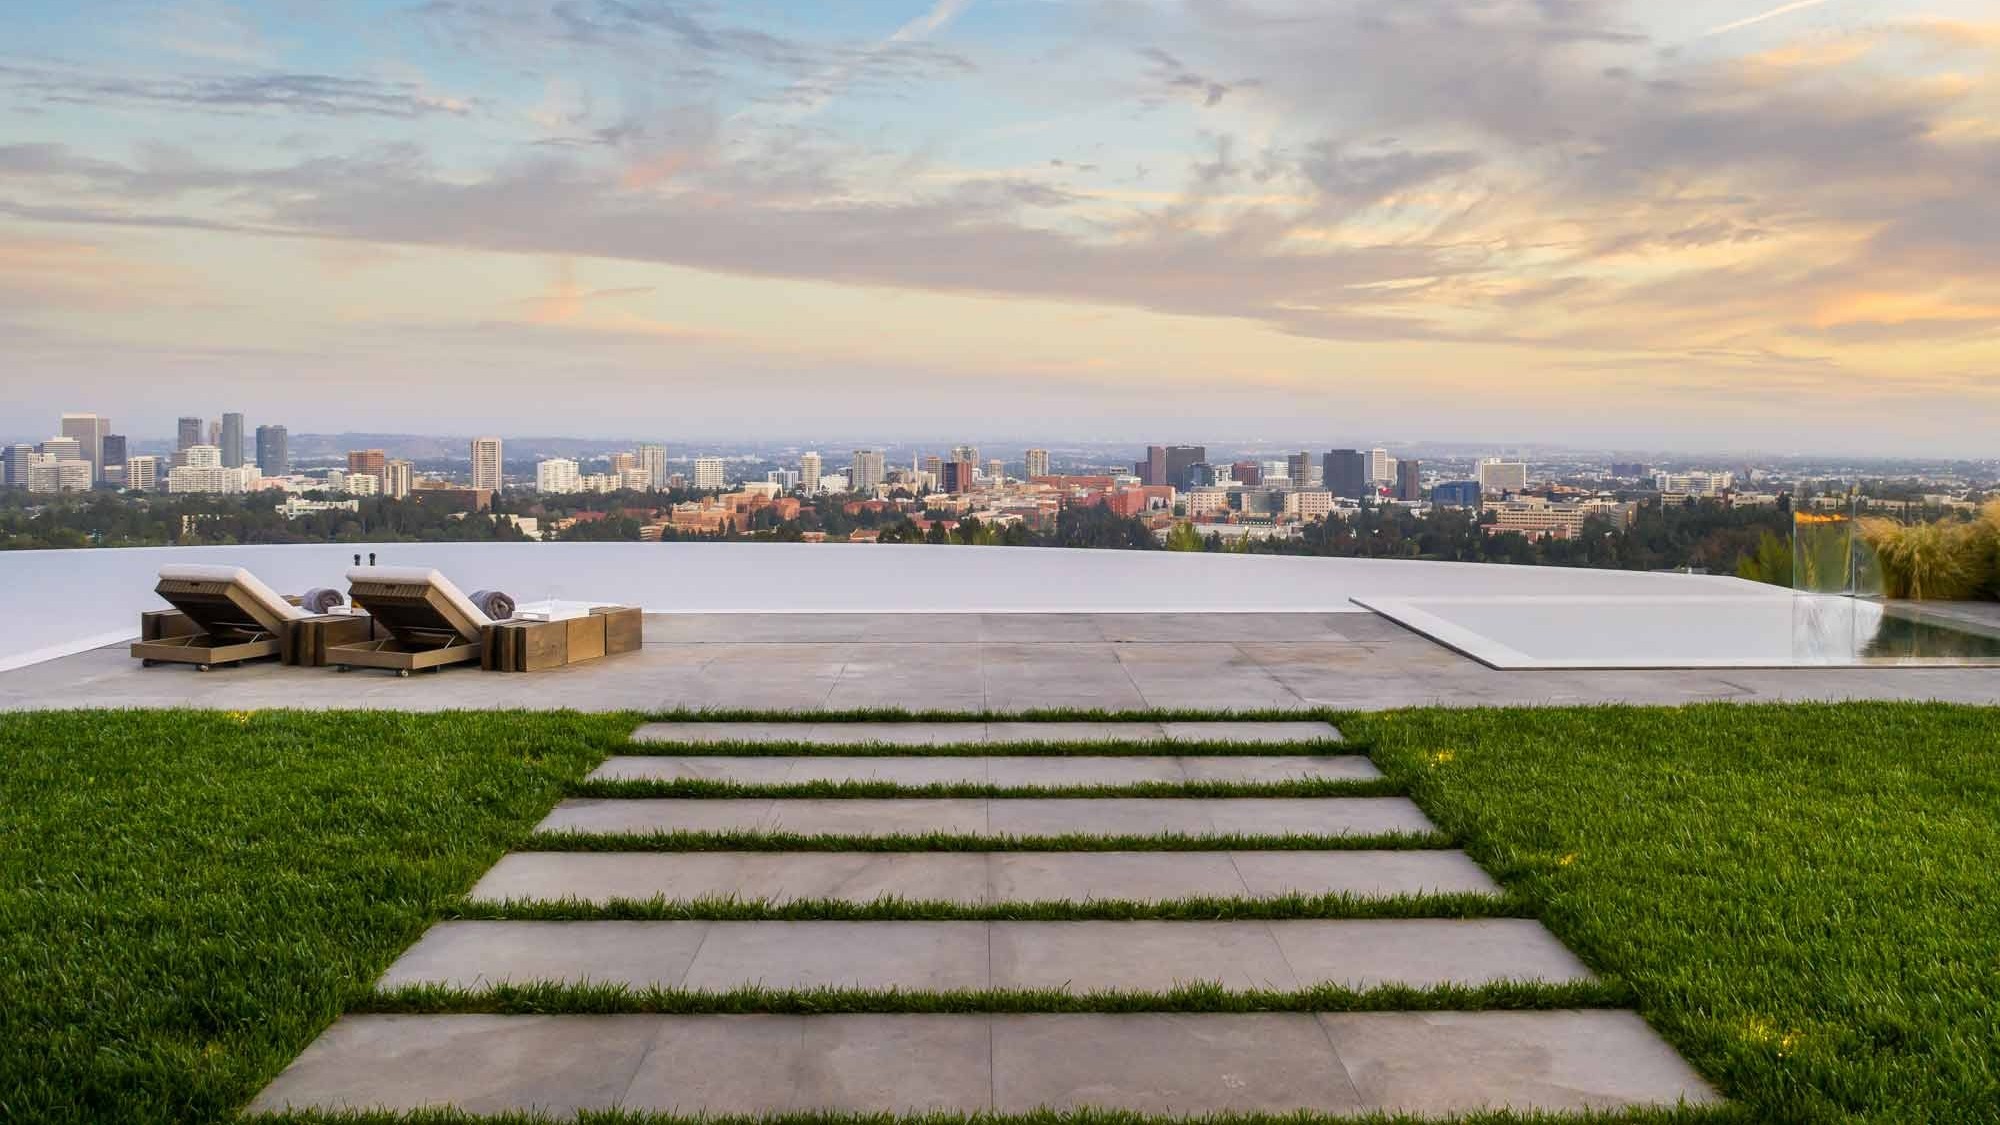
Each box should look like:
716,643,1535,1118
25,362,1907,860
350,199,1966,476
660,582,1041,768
0,491,528,550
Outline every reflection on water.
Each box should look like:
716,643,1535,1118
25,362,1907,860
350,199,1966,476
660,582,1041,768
1793,596,2000,663
1865,612,2000,661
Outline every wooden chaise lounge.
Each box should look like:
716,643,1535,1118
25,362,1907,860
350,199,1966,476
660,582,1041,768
326,566,499,675
131,565,349,671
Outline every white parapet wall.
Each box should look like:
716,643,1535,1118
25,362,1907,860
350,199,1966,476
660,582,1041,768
0,542,1778,672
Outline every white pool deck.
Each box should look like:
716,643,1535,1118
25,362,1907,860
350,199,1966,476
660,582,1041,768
0,543,1993,709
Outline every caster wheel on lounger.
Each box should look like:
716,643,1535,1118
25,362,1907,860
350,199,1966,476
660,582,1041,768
196,664,211,672
397,669,411,678
141,659,157,667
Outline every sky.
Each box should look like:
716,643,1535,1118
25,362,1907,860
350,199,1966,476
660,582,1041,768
2,0,1998,454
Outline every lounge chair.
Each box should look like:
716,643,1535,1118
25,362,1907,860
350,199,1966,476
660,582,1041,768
131,565,345,671
326,566,508,675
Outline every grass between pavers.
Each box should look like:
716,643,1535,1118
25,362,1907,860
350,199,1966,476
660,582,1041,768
524,830,1453,852
0,709,637,1125
570,778,1401,799
357,978,1630,1017
451,890,1526,923
248,1105,1740,1124
1348,702,2000,1125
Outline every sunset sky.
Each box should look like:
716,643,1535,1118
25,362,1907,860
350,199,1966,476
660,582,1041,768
3,0,1997,452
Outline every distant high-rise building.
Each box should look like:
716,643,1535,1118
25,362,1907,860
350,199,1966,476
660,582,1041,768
1477,458,1528,495
1232,460,1262,486
1138,445,1206,489
101,434,127,474
940,459,977,493
693,456,726,491
60,413,110,482
221,412,245,468
1431,480,1482,508
206,419,222,448
799,452,823,494
183,444,221,469
470,437,504,491
1024,448,1050,478
177,416,204,453
1323,449,1368,499
922,455,943,478
851,450,886,493
639,444,668,489
536,458,582,494
382,459,414,499
1368,447,1393,484
124,455,161,492
1396,459,1422,502
256,425,289,476
2,444,37,486
347,449,386,479
985,458,1005,482
949,445,979,466
1286,452,1311,488
38,436,82,463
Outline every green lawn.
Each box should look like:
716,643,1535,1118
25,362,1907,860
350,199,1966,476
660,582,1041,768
0,710,630,1125
1348,703,2000,1125
3,704,1998,1124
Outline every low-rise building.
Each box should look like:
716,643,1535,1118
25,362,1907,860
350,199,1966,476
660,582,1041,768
1484,496,1635,540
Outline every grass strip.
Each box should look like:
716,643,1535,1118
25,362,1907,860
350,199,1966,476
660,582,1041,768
358,977,1630,1017
525,829,1453,853
643,706,1348,724
570,778,1401,799
251,1103,1741,1124
450,889,1524,923
619,739,1351,756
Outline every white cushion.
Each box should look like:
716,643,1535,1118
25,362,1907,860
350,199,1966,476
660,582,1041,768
345,566,493,629
157,564,309,622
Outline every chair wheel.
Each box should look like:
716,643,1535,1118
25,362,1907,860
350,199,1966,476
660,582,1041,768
336,665,351,673
141,659,157,667
197,664,211,672
397,669,411,678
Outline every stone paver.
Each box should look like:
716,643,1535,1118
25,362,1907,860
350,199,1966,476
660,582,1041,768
589,754,1381,785
251,1012,1720,1116
630,720,1343,746
376,919,1591,992
469,849,1501,905
537,797,1437,838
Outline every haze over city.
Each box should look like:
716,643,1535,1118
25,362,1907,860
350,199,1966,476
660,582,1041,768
4,0,1998,454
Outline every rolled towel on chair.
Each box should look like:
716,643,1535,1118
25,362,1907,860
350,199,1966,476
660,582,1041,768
468,589,516,621
299,587,345,614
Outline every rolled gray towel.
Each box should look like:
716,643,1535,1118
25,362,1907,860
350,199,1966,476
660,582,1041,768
300,587,345,614
468,589,515,621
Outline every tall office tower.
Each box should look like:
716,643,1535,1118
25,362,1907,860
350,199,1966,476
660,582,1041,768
256,425,289,476
1287,452,1312,487
1368,447,1392,484
692,456,726,491
347,449,386,491
39,436,82,462
1477,458,1528,495
60,413,110,482
2,444,35,486
1232,460,1262,486
101,434,127,476
940,459,977,493
851,449,886,493
470,437,504,491
608,451,638,476
922,455,943,478
207,419,222,448
1024,448,1049,478
950,445,979,466
1323,448,1368,499
985,458,1005,483
639,444,668,489
1164,445,1206,490
221,412,245,468
1396,459,1422,502
382,459,414,499
799,452,823,494
177,416,204,452
124,455,160,492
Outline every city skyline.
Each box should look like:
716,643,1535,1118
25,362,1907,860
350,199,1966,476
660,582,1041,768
3,0,1998,454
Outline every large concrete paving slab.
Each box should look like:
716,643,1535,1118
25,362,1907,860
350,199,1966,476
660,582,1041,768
590,754,1380,786
251,1011,1719,1116
536,796,1437,838
630,720,1343,746
375,919,1590,992
469,849,1501,905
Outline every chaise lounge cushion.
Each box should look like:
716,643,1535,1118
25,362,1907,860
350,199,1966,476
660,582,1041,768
345,566,495,638
157,564,312,624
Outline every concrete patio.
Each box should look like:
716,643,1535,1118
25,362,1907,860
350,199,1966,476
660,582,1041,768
4,610,1995,711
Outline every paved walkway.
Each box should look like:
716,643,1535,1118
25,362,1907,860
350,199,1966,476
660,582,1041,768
253,720,1721,1118
5,612,1994,711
